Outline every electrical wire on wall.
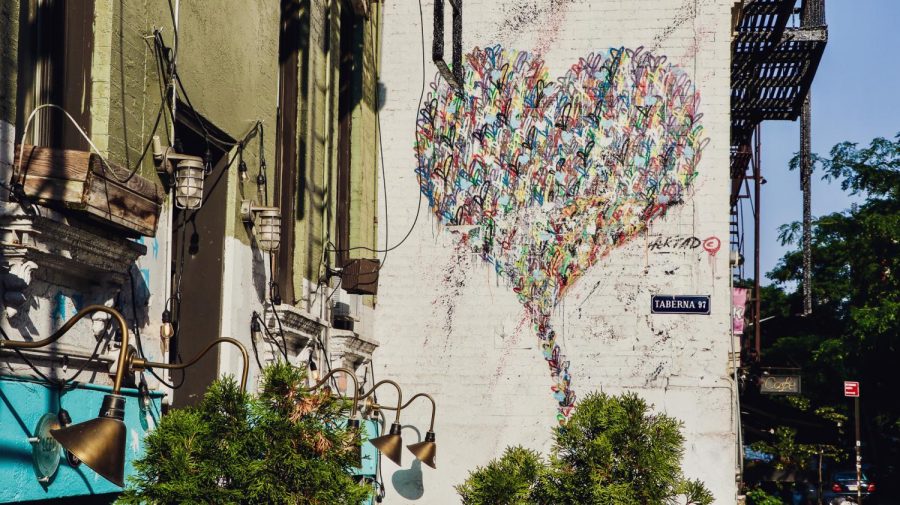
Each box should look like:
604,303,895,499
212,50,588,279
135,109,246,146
314,1,429,490
128,268,185,389
252,311,288,362
322,0,428,271
0,324,114,389
2,18,179,390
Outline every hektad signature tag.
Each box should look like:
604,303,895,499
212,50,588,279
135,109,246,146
651,295,711,315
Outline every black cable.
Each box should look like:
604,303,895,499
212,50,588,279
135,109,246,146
268,299,290,360
368,359,385,498
371,7,391,270
254,311,288,361
127,101,166,174
150,32,172,147
165,0,178,65
326,275,344,303
315,334,341,393
128,268,185,389
1,318,112,387
1,325,54,384
248,316,265,371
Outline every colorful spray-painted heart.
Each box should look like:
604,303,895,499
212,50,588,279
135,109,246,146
414,45,707,422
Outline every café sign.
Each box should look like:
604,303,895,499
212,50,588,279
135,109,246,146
760,375,802,395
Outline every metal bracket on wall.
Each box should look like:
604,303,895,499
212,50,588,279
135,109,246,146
433,0,463,92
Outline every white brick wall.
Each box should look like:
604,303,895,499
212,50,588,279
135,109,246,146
374,0,736,503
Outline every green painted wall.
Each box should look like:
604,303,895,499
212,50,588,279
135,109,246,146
1,0,381,300
290,0,381,293
349,1,382,261
101,0,279,244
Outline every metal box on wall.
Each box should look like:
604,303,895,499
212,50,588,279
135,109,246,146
341,258,380,296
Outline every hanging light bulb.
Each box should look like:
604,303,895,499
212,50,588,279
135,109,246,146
250,314,263,342
174,159,204,210
56,409,81,467
308,356,320,382
160,310,174,340
138,377,151,413
238,158,248,182
203,145,213,175
270,282,283,306
256,172,266,202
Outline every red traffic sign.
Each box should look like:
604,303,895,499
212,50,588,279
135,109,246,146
844,381,860,397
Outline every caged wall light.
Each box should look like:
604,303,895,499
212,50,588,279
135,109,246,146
152,135,206,210
241,200,282,252
172,158,205,209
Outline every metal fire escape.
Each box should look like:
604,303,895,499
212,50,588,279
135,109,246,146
730,0,827,360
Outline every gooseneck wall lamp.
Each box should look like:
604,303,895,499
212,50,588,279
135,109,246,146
302,373,439,469
382,393,437,469
361,380,406,466
0,305,250,487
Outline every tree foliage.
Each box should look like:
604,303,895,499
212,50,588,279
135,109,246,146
457,392,713,505
745,487,783,505
761,133,900,477
117,363,370,505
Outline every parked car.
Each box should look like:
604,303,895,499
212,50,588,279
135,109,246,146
826,470,876,504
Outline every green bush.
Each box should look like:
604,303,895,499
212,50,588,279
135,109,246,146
455,446,545,505
457,392,713,505
117,363,370,505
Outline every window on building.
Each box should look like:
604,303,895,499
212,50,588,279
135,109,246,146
336,0,367,267
274,0,310,305
15,0,94,151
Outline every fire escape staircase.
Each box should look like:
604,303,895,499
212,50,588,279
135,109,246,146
730,0,827,214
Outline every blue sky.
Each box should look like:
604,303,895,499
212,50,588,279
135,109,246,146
743,0,900,285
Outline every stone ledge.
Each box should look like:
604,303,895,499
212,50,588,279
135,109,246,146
0,203,146,318
330,328,380,366
263,303,326,355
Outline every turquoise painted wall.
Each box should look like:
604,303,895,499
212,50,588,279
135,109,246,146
350,419,381,505
0,376,163,503
351,418,380,478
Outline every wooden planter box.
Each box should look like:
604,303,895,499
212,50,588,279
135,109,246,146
12,144,164,236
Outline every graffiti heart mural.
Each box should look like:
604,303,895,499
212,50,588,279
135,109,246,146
414,45,708,423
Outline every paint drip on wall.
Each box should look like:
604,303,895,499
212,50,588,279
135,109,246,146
414,45,707,423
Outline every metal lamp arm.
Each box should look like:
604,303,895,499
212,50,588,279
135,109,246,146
301,367,360,418
130,337,250,392
0,305,132,394
377,392,436,432
359,379,403,424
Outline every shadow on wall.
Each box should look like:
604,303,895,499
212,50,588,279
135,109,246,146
391,425,426,500
392,459,425,500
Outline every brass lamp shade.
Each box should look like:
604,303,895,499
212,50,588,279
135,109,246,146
51,394,127,487
371,422,403,466
407,430,436,469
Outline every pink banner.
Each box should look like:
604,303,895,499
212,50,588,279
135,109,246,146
732,288,749,335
